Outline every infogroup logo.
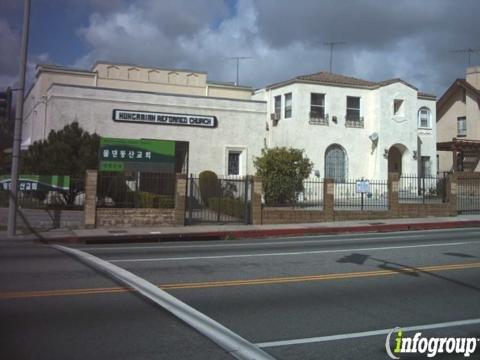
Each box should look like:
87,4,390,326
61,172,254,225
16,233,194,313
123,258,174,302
385,327,479,358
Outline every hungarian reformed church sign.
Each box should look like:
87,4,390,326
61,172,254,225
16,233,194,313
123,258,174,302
113,109,216,128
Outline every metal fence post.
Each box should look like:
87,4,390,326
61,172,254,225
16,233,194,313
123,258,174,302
243,176,249,224
188,174,193,225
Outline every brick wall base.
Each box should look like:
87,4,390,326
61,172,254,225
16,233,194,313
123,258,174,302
96,208,175,227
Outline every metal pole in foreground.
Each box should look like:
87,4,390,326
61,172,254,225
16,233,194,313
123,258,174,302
7,0,31,237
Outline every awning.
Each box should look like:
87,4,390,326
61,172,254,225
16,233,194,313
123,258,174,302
437,138,480,151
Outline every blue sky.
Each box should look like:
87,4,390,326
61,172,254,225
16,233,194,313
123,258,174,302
1,0,480,96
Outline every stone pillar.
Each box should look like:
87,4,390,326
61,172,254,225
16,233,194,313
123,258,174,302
251,176,263,225
388,172,399,216
174,174,187,226
84,170,98,228
323,178,334,221
448,173,457,216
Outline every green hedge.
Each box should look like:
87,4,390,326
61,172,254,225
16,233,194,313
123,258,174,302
208,197,246,218
136,192,174,209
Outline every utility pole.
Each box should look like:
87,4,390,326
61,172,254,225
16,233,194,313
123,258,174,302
324,41,346,73
227,56,252,86
8,0,31,238
450,48,480,66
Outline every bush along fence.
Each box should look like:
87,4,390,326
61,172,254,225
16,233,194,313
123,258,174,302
253,173,459,225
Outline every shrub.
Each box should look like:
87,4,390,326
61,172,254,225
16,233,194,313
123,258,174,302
199,170,219,203
254,147,313,206
208,197,245,218
136,192,174,208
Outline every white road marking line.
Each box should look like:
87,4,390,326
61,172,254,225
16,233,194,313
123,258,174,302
77,231,478,251
108,241,475,263
256,318,480,348
52,244,275,360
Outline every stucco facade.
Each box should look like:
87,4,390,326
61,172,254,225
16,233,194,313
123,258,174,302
22,63,265,176
253,73,436,180
437,66,480,172
23,62,436,180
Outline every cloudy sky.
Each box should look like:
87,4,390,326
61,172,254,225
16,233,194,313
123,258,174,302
1,0,480,96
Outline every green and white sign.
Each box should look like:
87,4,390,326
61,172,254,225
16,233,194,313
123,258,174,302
0,175,70,192
99,137,175,172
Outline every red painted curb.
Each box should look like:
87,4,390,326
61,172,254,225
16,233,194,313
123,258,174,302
39,220,480,244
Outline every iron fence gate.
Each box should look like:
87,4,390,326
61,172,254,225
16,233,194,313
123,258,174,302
457,175,480,214
186,175,251,225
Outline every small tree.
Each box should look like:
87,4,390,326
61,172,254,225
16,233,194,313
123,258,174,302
254,147,313,205
21,122,100,204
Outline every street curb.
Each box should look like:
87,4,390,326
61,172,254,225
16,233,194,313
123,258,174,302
38,220,480,245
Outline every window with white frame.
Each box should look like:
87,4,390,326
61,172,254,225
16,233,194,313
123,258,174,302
284,93,292,118
227,151,241,175
418,107,431,128
457,117,467,137
346,96,360,121
274,95,281,117
310,93,325,119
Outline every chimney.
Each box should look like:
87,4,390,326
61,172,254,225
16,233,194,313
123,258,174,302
466,66,480,90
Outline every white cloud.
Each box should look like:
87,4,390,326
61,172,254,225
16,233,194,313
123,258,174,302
72,0,479,95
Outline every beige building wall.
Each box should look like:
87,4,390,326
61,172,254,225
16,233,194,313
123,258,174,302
436,66,480,173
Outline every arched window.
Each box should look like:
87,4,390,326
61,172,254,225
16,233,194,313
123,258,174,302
325,144,347,182
418,107,431,128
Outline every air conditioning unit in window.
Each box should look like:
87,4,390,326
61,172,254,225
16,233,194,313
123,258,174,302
270,113,280,126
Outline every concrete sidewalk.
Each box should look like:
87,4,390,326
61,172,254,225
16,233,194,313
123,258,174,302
2,215,480,244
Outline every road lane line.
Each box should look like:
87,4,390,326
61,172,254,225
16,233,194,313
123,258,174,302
108,241,475,262
51,244,275,360
77,235,426,251
256,318,480,348
2,261,480,300
73,228,480,251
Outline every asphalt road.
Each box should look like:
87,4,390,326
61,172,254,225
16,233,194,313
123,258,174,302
1,228,480,359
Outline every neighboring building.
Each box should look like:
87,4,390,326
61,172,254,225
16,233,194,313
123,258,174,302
437,66,480,173
253,72,437,181
23,62,437,180
22,62,267,176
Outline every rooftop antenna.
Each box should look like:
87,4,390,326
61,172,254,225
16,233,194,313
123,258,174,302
324,41,346,73
227,56,252,86
450,48,480,66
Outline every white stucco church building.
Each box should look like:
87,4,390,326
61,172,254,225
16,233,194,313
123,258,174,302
22,61,436,180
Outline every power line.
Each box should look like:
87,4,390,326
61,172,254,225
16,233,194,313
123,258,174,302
324,41,346,73
450,48,480,66
226,56,252,86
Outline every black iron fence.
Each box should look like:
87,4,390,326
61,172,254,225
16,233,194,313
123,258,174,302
398,174,447,204
457,175,480,214
334,179,388,210
97,172,175,208
0,175,85,209
187,175,251,224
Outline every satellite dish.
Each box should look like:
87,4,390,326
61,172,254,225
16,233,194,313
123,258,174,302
369,132,379,142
